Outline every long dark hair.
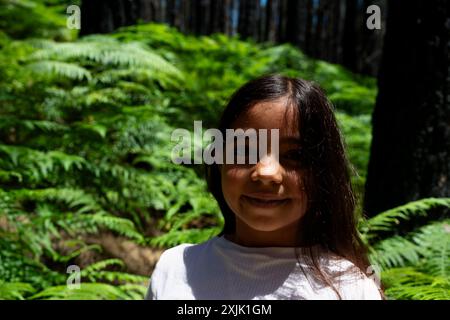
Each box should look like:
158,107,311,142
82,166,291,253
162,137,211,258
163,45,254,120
205,74,384,299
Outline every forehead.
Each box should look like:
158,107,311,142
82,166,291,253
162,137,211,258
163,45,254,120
231,98,299,138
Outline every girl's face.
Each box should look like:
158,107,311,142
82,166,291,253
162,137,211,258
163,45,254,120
220,98,308,246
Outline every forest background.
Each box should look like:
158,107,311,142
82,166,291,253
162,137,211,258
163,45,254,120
0,0,448,300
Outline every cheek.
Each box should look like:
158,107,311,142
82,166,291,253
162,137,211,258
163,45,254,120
220,166,248,207
284,169,304,192
285,170,308,206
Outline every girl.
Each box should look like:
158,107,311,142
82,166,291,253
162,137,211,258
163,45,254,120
146,74,384,300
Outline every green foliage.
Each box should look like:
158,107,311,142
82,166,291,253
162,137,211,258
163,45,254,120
0,281,36,300
29,282,147,300
360,198,450,300
11,1,450,302
335,112,372,205
382,268,449,300
0,0,74,40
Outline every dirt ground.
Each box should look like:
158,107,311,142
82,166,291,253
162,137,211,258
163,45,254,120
79,232,166,276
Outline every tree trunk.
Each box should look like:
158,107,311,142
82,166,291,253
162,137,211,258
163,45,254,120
238,0,260,40
277,0,288,42
359,0,387,76
81,0,157,35
325,0,338,62
283,0,303,45
314,1,324,57
304,0,314,55
265,0,278,42
334,0,346,64
364,0,450,216
166,0,177,26
342,0,358,71
210,0,231,34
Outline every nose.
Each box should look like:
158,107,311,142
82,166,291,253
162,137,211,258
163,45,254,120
251,155,283,185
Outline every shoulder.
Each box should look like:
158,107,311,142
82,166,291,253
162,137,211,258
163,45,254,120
156,243,194,268
319,251,383,300
144,243,194,300
154,237,218,270
145,237,219,300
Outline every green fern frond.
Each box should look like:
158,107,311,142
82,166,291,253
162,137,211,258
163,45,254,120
91,214,144,242
382,268,450,300
12,188,100,213
0,170,23,184
26,61,92,81
361,198,450,242
369,220,450,270
412,222,450,278
0,281,35,300
29,283,140,300
370,235,426,269
84,271,148,284
28,39,183,79
117,283,147,300
0,145,86,180
0,116,68,133
80,259,124,275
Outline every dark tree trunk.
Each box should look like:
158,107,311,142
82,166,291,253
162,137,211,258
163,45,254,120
342,0,358,71
197,0,210,35
277,0,288,42
210,0,231,34
238,0,260,40
265,0,278,42
304,0,314,55
334,0,346,64
80,0,163,35
283,0,303,45
166,0,178,26
314,1,324,57
359,0,387,76
364,0,450,216
80,0,385,76
325,0,338,62
296,0,309,46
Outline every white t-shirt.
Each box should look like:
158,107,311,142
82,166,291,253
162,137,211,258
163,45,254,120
145,235,382,300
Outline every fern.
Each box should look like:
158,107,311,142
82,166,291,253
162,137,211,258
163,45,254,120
0,281,36,300
27,38,183,79
26,61,92,81
382,268,450,300
360,197,450,243
361,199,450,300
90,214,144,242
80,259,147,284
4,3,443,300
29,282,146,300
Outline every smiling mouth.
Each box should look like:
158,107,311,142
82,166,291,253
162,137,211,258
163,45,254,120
242,195,289,208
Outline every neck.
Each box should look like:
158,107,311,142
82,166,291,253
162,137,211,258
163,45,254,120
225,217,304,247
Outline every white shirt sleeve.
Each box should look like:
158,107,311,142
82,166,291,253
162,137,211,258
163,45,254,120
144,251,168,300
324,255,383,300
340,274,383,300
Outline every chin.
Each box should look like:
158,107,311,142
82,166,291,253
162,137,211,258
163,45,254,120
240,215,290,232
